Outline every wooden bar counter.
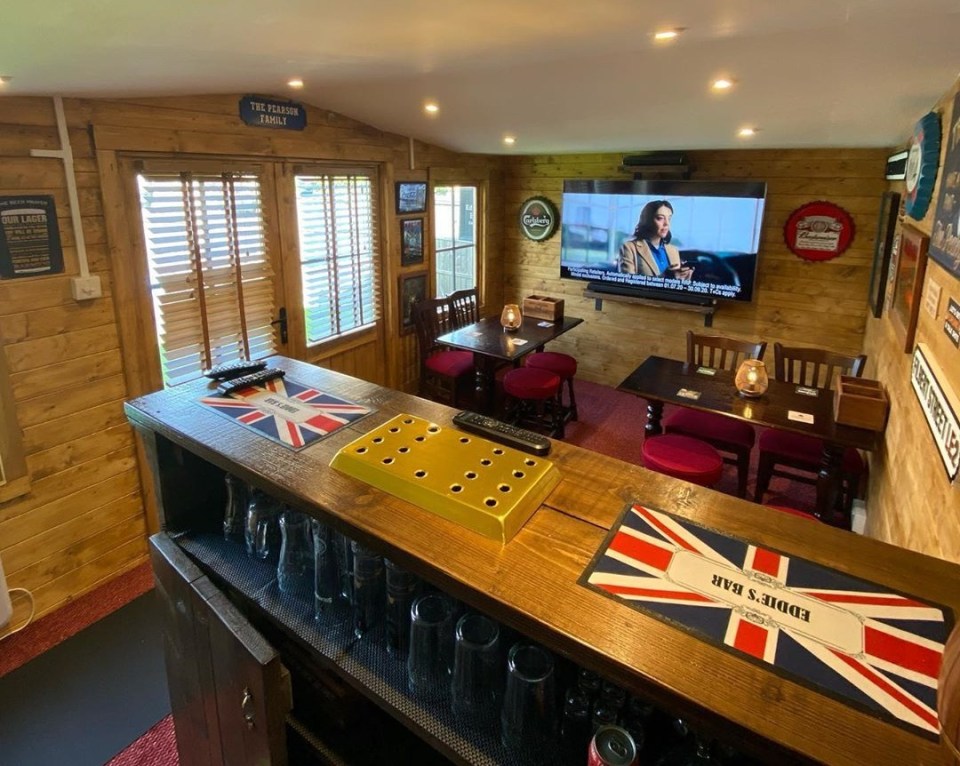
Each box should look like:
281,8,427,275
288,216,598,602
126,357,957,766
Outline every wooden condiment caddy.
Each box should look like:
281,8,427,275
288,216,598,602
522,295,564,322
833,376,889,431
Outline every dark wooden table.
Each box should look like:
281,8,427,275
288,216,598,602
617,356,881,525
436,314,583,413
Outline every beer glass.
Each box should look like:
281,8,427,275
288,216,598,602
222,473,249,543
245,489,281,561
406,593,455,699
385,559,420,658
277,509,313,597
311,518,337,618
449,613,500,723
351,541,384,639
500,642,558,762
333,531,355,605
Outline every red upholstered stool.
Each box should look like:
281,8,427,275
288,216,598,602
502,367,565,438
766,504,820,522
642,434,724,487
525,352,579,421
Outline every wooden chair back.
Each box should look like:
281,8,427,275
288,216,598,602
412,297,455,360
448,288,480,330
773,343,866,389
686,330,766,371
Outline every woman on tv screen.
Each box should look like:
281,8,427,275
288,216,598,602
618,199,694,281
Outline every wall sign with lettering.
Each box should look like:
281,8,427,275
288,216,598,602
783,201,855,261
239,96,307,131
945,298,960,348
518,196,559,242
582,503,951,737
911,343,960,481
0,196,64,279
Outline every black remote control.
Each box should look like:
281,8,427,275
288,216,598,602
216,368,286,396
204,358,267,380
452,411,551,456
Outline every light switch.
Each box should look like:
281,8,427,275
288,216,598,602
70,275,102,301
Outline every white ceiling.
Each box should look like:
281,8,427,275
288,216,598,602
2,1,960,155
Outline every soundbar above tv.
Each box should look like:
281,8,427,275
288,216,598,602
559,179,768,304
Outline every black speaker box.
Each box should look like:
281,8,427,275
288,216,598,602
622,152,686,167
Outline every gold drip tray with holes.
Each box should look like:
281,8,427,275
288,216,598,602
330,414,560,543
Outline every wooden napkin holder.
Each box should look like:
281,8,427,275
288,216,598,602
833,376,889,431
523,295,564,322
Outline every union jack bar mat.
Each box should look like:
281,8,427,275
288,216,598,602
200,377,372,451
580,503,952,737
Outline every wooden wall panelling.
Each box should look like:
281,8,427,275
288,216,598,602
0,92,504,631
862,78,960,563
501,148,888,386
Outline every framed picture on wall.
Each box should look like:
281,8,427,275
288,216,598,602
400,217,424,266
399,271,428,335
868,191,901,318
396,182,428,215
890,225,930,354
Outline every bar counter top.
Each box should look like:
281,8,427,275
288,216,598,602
125,357,957,766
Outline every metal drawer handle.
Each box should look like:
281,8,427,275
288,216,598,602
241,687,255,729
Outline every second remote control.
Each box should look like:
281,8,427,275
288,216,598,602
452,411,551,456
217,368,286,396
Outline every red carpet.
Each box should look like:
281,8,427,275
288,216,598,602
105,715,177,766
565,379,817,514
0,560,154,679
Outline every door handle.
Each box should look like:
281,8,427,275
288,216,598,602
241,687,256,729
271,307,288,344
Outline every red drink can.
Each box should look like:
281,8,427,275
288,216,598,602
588,725,638,766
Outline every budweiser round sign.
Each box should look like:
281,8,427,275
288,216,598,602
518,196,559,241
783,200,855,262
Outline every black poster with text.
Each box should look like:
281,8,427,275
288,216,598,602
0,195,64,278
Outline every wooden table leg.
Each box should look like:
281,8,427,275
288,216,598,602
645,400,664,437
473,354,495,414
817,443,845,527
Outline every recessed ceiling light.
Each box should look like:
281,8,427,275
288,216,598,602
653,28,683,42
738,127,758,138
424,101,440,115
503,135,516,146
287,78,304,89
0,76,11,85
712,78,734,91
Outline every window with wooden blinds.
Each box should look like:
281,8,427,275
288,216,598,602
294,172,379,345
137,172,277,387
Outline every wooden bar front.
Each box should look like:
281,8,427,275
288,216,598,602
125,357,957,766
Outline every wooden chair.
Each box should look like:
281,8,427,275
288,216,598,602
754,343,867,511
448,287,480,330
412,297,474,406
663,330,767,497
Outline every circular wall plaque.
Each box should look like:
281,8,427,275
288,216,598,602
904,111,941,221
783,201,856,261
518,196,559,241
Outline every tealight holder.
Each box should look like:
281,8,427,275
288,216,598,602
735,359,768,398
500,304,522,332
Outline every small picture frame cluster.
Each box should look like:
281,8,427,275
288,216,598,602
399,271,428,335
396,181,427,215
400,217,424,266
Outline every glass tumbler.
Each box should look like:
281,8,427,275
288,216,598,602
222,473,249,543
450,613,501,723
311,519,337,618
500,642,558,761
351,541,384,639
385,559,420,658
245,490,281,561
407,593,456,700
277,510,313,597
333,531,355,605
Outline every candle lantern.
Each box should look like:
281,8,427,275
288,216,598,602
735,359,769,398
500,304,522,332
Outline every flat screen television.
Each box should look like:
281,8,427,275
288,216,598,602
559,179,767,304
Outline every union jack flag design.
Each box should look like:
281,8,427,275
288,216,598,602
200,377,372,451
581,504,951,737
